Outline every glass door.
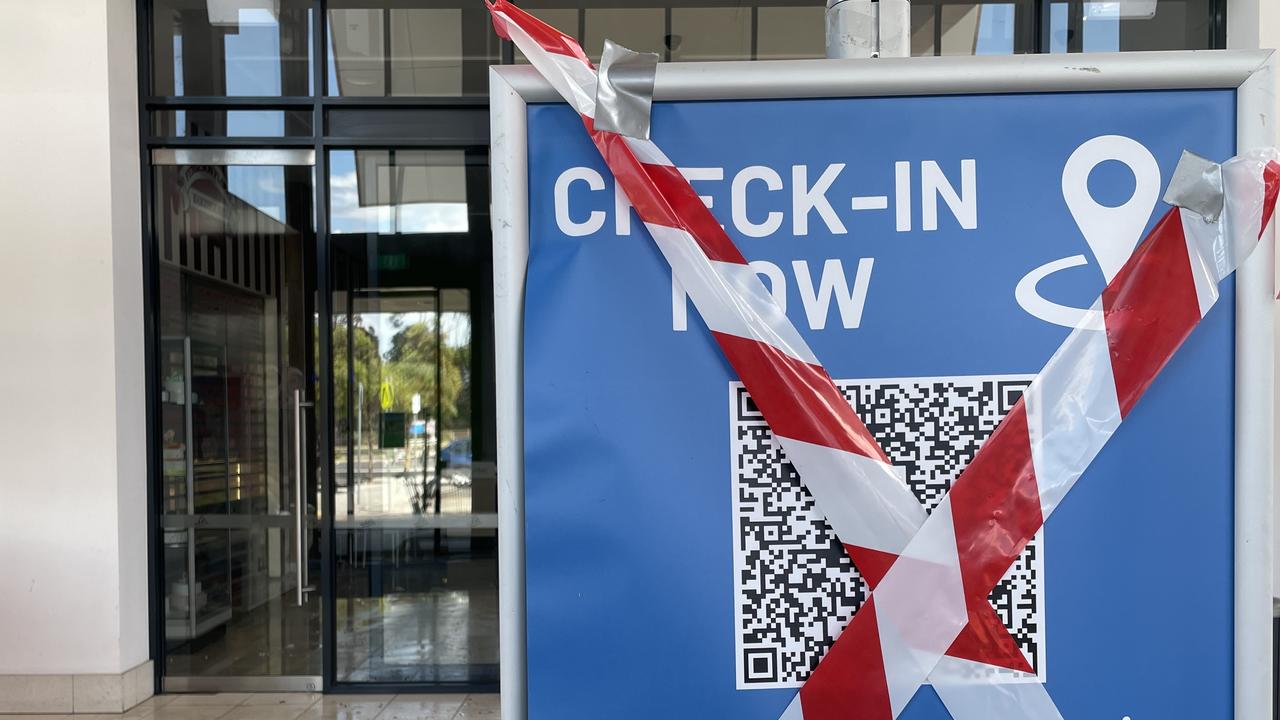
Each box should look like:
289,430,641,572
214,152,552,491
327,148,499,688
151,149,324,691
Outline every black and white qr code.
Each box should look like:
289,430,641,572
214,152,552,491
731,375,1045,689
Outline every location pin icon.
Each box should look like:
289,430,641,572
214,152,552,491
1061,135,1162,283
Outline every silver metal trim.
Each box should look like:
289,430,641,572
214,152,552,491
294,389,305,607
490,51,1278,720
493,49,1273,103
333,513,501,530
160,515,295,530
1233,51,1276,720
151,148,316,166
162,676,323,693
491,66,529,720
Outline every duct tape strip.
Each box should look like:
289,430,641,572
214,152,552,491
487,2,1064,717
1164,149,1225,222
793,150,1280,719
595,39,658,140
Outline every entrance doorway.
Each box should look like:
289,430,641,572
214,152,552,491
147,147,497,692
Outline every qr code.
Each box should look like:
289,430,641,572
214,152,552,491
731,375,1045,689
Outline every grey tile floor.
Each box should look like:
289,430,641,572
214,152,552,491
0,694,498,720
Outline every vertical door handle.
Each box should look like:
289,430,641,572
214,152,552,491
293,389,309,607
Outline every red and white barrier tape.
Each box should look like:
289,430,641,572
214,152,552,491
488,1,1061,716
793,154,1280,719
488,2,1280,718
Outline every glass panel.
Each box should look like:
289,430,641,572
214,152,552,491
1049,2,1071,53
1050,0,1212,53
329,149,469,235
1082,1,1122,51
912,4,937,56
939,3,1019,55
584,9,666,61
152,0,313,96
513,9,579,64
326,2,500,97
756,7,825,60
516,3,827,63
152,110,313,138
331,215,498,685
670,7,753,61
154,161,321,678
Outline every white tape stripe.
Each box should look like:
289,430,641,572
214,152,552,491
776,435,926,554
931,657,1064,720
625,136,674,166
1179,208,1224,318
871,495,969,717
497,11,598,118
1024,300,1122,519
646,221,820,366
1221,153,1270,269
779,694,804,720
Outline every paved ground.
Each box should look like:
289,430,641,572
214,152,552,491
0,693,498,720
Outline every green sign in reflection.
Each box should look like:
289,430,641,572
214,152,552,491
380,412,406,448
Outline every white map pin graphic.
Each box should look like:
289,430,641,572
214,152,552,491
1016,135,1161,328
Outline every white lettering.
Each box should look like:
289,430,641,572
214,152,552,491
615,182,633,235
895,161,912,232
732,166,785,238
792,164,847,236
792,258,875,330
672,275,689,331
555,167,606,236
922,159,977,231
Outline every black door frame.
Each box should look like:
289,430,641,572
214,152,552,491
137,0,499,695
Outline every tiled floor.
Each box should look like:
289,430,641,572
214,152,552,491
0,693,498,720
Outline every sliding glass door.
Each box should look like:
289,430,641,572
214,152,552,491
328,148,499,688
151,150,323,692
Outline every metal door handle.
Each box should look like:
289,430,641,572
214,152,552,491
293,389,312,606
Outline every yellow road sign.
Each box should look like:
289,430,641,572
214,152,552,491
380,381,393,411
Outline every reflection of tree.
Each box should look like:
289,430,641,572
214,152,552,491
383,316,469,431
332,312,470,431
332,318,380,437
330,311,471,512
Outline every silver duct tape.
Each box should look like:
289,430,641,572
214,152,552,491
1163,149,1224,222
595,39,659,140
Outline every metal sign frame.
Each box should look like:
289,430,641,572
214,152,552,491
489,50,1277,720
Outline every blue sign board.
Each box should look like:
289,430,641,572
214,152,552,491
523,90,1236,719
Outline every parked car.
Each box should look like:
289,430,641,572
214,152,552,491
441,438,472,486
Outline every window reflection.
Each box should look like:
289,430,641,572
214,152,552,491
329,150,469,235
152,0,313,96
517,2,827,64
152,110,313,138
1048,0,1212,53
910,2,1027,56
326,2,499,97
331,251,497,684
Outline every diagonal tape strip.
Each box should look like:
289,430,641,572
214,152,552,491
488,2,1065,717
794,150,1280,719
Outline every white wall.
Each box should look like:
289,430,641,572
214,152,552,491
0,0,148,675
